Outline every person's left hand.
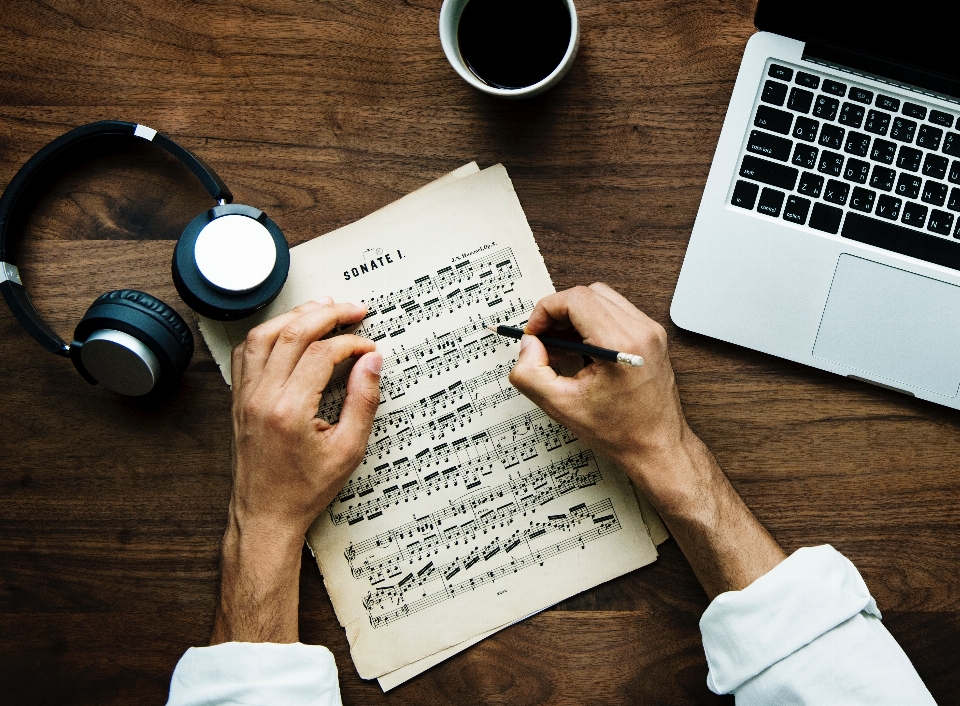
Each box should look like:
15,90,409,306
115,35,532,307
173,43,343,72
211,297,382,644
229,297,383,541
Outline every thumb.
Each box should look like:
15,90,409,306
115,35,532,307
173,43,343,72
508,335,571,411
332,352,383,459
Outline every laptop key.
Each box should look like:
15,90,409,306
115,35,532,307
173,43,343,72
897,146,922,172
902,102,927,120
950,161,960,185
870,166,895,191
922,181,948,207
948,188,960,212
843,158,870,184
762,80,788,106
795,72,820,89
844,132,871,157
930,110,954,128
809,203,844,234
896,173,922,199
768,64,793,81
757,187,785,217
824,179,849,205
731,180,760,209
849,87,873,104
916,125,943,151
876,195,903,220
928,210,954,235
890,117,917,143
876,95,900,112
783,195,812,224
788,88,814,114
812,96,839,121
754,106,793,135
821,79,847,97
818,151,844,177
842,211,960,270
942,132,960,157
922,153,948,180
839,102,865,128
797,171,824,198
902,202,928,227
819,124,844,150
850,187,876,213
870,138,896,164
748,130,792,161
792,116,819,142
739,155,799,190
864,110,890,136
792,144,818,169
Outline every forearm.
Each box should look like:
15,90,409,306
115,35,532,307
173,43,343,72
210,514,304,645
620,427,786,599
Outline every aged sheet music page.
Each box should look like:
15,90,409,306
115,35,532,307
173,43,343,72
200,165,659,680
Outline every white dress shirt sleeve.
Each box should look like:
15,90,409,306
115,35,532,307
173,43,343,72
166,642,343,706
700,545,936,705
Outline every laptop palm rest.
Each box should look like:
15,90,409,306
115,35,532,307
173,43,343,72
813,254,960,398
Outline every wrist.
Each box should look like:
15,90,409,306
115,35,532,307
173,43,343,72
211,514,304,645
222,509,305,572
616,426,728,522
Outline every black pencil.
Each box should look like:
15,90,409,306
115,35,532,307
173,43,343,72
486,325,644,367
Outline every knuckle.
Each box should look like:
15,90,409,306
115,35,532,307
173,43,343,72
241,398,263,420
244,327,266,348
306,339,330,358
278,323,306,345
265,402,295,432
652,321,668,345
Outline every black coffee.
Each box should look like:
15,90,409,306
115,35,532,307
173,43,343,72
457,0,572,90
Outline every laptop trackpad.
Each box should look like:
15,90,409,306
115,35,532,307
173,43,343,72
813,254,960,398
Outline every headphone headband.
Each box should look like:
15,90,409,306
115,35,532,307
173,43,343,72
0,121,233,356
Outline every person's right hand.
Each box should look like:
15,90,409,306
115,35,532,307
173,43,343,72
510,283,787,598
508,283,694,506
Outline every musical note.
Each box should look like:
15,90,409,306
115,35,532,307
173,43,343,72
360,499,622,628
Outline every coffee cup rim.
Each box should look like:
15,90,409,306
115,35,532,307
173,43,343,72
439,0,580,99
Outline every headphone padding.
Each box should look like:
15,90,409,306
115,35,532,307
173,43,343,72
75,290,194,389
94,290,194,355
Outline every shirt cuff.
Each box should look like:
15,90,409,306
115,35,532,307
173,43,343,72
700,545,879,694
166,642,342,706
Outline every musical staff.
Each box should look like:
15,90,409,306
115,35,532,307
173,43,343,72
330,408,581,525
361,499,622,628
361,248,520,321
352,498,614,591
344,452,603,582
317,298,533,423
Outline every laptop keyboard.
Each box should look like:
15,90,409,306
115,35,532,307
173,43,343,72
732,61,960,271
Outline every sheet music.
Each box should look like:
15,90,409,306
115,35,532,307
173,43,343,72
200,165,659,680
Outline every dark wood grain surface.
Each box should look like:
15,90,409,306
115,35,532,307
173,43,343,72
2,0,959,703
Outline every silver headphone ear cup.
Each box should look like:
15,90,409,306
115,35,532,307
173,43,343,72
72,290,194,396
79,329,162,396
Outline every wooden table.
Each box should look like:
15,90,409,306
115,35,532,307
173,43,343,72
2,1,959,703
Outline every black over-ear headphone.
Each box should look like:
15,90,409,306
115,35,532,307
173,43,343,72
0,121,290,396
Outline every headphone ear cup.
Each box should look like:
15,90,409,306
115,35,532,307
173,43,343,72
72,290,194,395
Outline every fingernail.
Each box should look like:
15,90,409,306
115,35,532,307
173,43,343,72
317,296,333,305
520,334,533,351
364,353,382,377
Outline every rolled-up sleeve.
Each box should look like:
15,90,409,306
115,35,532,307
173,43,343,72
166,642,342,706
700,545,935,705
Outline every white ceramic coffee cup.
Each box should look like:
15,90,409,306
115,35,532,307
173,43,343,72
439,0,580,99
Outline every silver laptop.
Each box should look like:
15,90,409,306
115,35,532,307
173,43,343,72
672,0,960,407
